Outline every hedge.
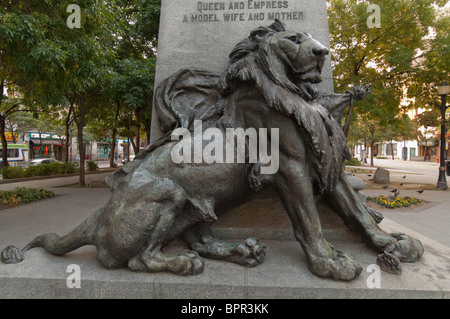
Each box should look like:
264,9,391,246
1,162,79,179
344,158,361,166
0,187,55,206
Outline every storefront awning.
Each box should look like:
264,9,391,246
30,139,64,146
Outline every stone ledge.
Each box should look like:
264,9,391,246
1,218,449,299
211,227,361,242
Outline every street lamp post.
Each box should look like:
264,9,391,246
432,81,450,190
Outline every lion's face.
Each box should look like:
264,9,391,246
256,30,329,99
268,31,329,84
222,20,330,100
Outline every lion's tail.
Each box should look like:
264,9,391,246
1,209,101,264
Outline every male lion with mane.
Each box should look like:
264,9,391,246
1,20,423,281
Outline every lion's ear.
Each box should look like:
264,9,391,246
250,19,285,42
269,19,286,32
249,27,273,42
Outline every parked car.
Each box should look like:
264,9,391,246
28,158,61,166
122,155,135,164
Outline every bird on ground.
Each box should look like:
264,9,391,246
400,183,404,186
417,189,424,194
391,191,400,198
402,175,406,179
383,185,388,189
389,188,398,193
367,174,372,177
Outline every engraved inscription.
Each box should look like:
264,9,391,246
182,0,304,23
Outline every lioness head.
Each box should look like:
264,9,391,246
221,20,329,100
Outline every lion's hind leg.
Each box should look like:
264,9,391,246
182,223,266,267
107,179,204,275
124,203,205,276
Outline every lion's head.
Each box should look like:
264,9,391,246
218,20,349,194
219,20,329,101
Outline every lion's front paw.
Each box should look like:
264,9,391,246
351,84,371,101
145,250,205,276
308,249,363,281
386,233,424,263
171,250,205,275
232,237,266,267
377,252,402,275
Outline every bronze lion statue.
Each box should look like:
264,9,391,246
1,20,423,281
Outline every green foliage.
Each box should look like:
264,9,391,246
345,158,361,166
86,160,98,171
347,112,418,165
416,109,450,128
0,166,25,179
0,187,55,206
1,162,79,179
0,0,162,180
328,0,449,135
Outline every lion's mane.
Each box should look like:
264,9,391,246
218,20,350,194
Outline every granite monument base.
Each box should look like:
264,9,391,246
211,187,363,242
1,217,448,299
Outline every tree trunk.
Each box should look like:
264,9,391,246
0,81,7,168
130,138,137,157
110,101,120,168
0,115,8,168
64,107,73,163
127,137,131,162
110,136,117,168
134,110,140,155
38,132,43,157
64,124,70,162
78,95,86,186
391,142,395,160
71,94,86,187
370,142,375,166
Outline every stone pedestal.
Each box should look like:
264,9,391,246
1,218,449,299
211,187,362,242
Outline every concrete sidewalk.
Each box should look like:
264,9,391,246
0,171,449,298
350,157,445,185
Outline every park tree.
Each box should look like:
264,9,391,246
0,85,32,166
347,111,416,166
416,108,450,160
407,5,450,107
113,0,159,151
85,0,159,167
416,108,450,128
114,58,155,155
0,0,123,184
328,0,449,138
